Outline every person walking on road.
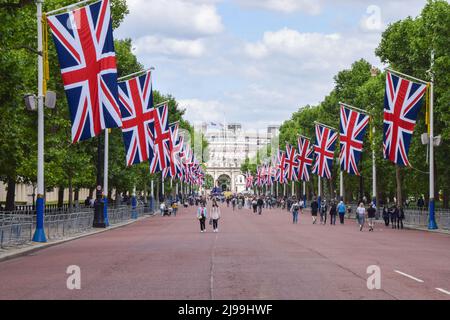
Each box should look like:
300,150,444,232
382,205,390,226
211,200,221,232
356,202,366,231
290,198,300,224
329,200,337,225
252,198,257,213
299,198,305,215
257,197,264,215
311,197,318,224
320,199,328,225
197,202,208,233
367,203,376,231
160,202,166,216
397,206,405,229
390,204,398,229
172,201,178,217
337,200,346,224
231,197,237,211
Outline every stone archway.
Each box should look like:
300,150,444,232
217,174,231,192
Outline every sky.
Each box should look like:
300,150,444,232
115,0,429,130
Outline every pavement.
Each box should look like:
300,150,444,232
0,204,449,300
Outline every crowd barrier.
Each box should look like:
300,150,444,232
0,204,156,249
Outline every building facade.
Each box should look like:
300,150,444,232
203,122,279,193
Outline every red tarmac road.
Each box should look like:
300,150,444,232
0,204,449,300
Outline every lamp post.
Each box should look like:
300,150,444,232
428,51,438,229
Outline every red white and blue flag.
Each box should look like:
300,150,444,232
339,105,370,175
285,144,299,181
297,136,313,182
118,70,154,166
383,72,427,166
245,171,254,189
162,122,181,179
47,0,122,143
149,103,171,173
312,124,338,179
276,150,287,184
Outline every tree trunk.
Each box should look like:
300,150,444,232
74,188,79,208
395,166,402,208
443,188,449,209
68,176,73,213
57,186,64,208
5,176,16,211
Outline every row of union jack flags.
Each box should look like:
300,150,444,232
248,71,427,186
47,0,204,185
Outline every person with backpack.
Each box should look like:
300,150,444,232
319,199,328,225
290,198,300,224
197,202,208,233
329,200,337,225
310,197,318,224
367,203,376,231
337,200,346,224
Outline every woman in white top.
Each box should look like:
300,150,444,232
356,202,366,231
211,200,221,232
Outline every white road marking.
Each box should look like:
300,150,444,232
436,288,450,295
394,270,424,283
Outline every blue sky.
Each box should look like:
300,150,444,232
115,0,429,130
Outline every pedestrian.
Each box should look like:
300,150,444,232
252,198,257,213
356,202,366,231
397,206,405,229
311,197,318,224
160,202,166,216
319,199,327,225
257,197,264,215
299,198,305,215
211,200,221,232
172,201,178,217
329,200,337,225
231,197,236,211
197,202,207,233
382,206,390,226
367,203,376,231
417,196,425,211
390,204,398,229
290,199,300,224
337,200,346,224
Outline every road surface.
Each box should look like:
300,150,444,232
0,203,449,299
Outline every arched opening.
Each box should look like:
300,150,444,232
217,174,231,192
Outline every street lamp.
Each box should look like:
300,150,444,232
370,66,379,207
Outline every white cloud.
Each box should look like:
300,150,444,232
178,99,225,124
235,0,323,14
118,0,224,39
134,36,206,58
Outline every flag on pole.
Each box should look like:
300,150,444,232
245,171,254,189
312,123,338,179
276,150,288,184
285,144,299,181
162,122,181,179
118,70,154,166
149,103,171,173
383,72,427,166
47,0,122,143
339,104,370,175
297,136,313,181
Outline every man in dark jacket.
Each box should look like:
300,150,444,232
311,198,318,224
257,197,264,215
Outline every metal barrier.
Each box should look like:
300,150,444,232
0,204,155,250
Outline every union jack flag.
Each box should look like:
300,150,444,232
118,71,154,166
276,151,287,184
149,103,171,173
383,72,427,166
297,136,313,181
255,165,265,187
312,124,338,179
245,171,254,189
339,105,370,175
285,144,299,181
162,122,181,179
47,0,122,143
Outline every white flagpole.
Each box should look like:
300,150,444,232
428,51,437,229
32,0,46,242
103,129,109,225
372,124,377,207
318,176,322,204
340,170,344,201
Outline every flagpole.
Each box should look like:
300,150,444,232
318,176,321,206
292,180,295,196
103,129,109,226
32,0,47,242
339,171,344,201
150,180,154,213
302,181,306,204
428,51,438,229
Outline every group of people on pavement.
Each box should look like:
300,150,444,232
196,197,221,233
381,204,405,229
